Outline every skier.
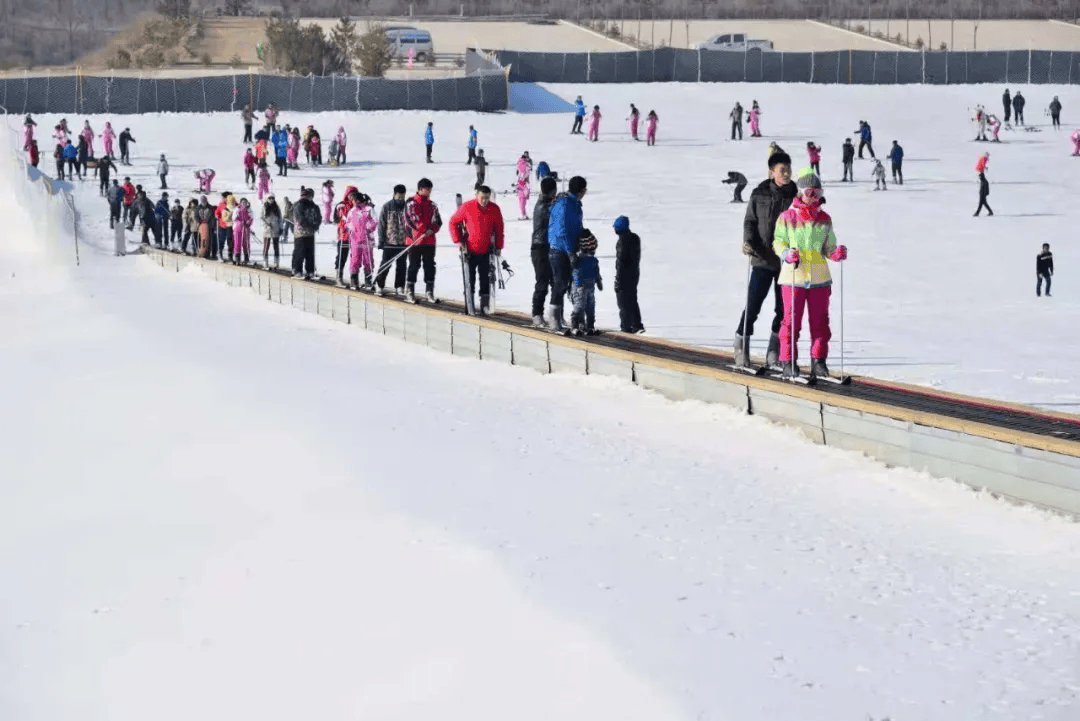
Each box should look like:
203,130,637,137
242,104,257,144
106,180,123,230
292,187,321,279
22,114,35,151
215,194,236,262
254,136,269,167
987,114,1002,142
855,120,875,159
101,122,116,159
530,176,558,327
474,148,488,186
721,171,748,203
153,193,169,248
1050,96,1063,129
570,229,602,336
53,143,65,180
588,105,602,142
156,153,169,189
748,100,762,137
62,140,78,179
547,175,588,333
182,198,198,254
195,196,215,259
76,136,89,179
344,191,378,290
404,178,443,303
375,184,410,297
272,126,290,176
536,160,551,180
321,179,335,224
449,185,505,315
572,95,586,134
335,126,347,164
309,132,322,166
888,140,904,183
80,121,95,156
288,127,300,169
118,127,135,165
169,198,184,249
257,163,272,202
872,159,887,190
730,101,744,140
121,177,136,227
1037,243,1054,297
974,152,993,217
733,151,796,368
629,104,640,140
841,138,855,181
806,141,821,175
195,168,216,194
516,152,532,220
230,198,252,265
646,110,659,146
773,168,847,379
1013,91,1026,126
332,185,358,285
973,106,989,141
467,125,478,164
1071,129,1080,156
282,195,294,245
265,102,279,130
261,196,282,268
1002,88,1012,124
425,121,435,163
53,121,68,145
613,215,642,334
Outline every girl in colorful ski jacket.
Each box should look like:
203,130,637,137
588,106,602,141
346,193,378,286
81,121,95,155
195,168,215,194
321,180,335,223
628,104,640,140
257,163,272,201
806,142,821,174
646,110,658,145
232,198,253,263
772,169,847,375
243,148,256,186
975,152,989,174
748,102,761,137
101,122,116,158
22,115,35,151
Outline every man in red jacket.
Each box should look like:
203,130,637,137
404,177,443,303
121,177,137,228
449,185,505,315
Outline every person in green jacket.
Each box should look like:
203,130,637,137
772,168,848,379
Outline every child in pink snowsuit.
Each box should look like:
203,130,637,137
346,194,378,286
101,122,116,158
196,169,216,193
1072,130,1080,156
22,117,34,151
516,176,531,220
807,142,822,175
243,149,256,187
988,115,1001,142
81,122,95,156
257,164,272,201
645,110,658,146
588,106,601,142
321,180,335,223
628,104,640,140
232,198,253,262
749,102,761,137
54,124,67,144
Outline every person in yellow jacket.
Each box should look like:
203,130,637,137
772,168,848,379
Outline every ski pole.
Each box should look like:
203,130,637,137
840,260,845,381
740,257,752,364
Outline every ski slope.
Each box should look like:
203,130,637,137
43,82,1080,409
5,105,1080,719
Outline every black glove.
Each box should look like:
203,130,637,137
597,278,603,292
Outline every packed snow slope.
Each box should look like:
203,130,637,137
48,83,1080,409
5,131,1080,720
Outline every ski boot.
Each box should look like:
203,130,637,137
362,272,373,291
404,282,417,303
531,315,546,328
782,361,801,379
548,304,565,333
425,284,436,303
479,294,491,315
349,273,360,291
373,285,384,297
766,333,780,366
336,270,347,288
810,359,830,379
732,334,749,367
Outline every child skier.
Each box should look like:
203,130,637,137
156,153,169,189
588,106,602,142
646,110,658,146
232,197,254,265
1037,243,1054,297
628,104,640,140
327,138,340,167
101,122,116,159
773,169,847,379
807,142,821,175
572,96,586,134
722,171,748,202
425,121,435,163
872,159,887,190
974,107,989,141
195,168,216,194
975,152,992,216
288,127,300,169
321,180,335,224
346,191,378,290
22,115,35,151
988,114,1002,142
748,101,762,137
169,198,183,249
1072,129,1080,156
467,125,478,164
888,140,904,183
257,162,272,202
516,152,532,220
81,121,95,156
613,216,642,334
570,229,602,336
309,133,322,166
475,149,488,186
841,138,855,181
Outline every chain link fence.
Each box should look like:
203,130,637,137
0,71,509,116
489,48,1080,85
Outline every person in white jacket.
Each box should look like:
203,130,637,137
157,153,169,190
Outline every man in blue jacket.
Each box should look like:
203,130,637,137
467,125,477,164
888,140,904,184
571,96,586,135
272,127,290,177
154,193,170,248
425,121,434,163
855,120,875,159
62,140,79,179
547,175,587,332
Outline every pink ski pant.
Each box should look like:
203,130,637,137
630,118,638,138
518,187,530,217
1072,137,1080,155
588,120,599,140
348,238,373,275
322,202,333,223
232,228,251,257
779,285,832,362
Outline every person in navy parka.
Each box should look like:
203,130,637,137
571,96,586,135
424,122,435,163
855,120,875,159
272,127,290,177
547,175,587,333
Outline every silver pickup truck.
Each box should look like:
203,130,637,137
695,33,774,51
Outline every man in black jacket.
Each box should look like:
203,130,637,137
974,169,993,217
842,138,855,181
1050,96,1062,129
721,171,748,202
118,128,135,165
1002,88,1012,124
733,151,797,367
292,187,322,279
375,184,410,296
1037,243,1054,297
1013,91,1026,126
613,215,643,333
530,176,557,327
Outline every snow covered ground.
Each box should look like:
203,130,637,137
34,82,1080,410
7,94,1080,719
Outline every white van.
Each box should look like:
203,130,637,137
384,27,434,63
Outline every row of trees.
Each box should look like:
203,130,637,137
262,16,396,77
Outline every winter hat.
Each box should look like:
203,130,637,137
796,168,821,191
578,228,597,253
613,216,630,233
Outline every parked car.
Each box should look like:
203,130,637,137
695,33,773,51
384,27,434,63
